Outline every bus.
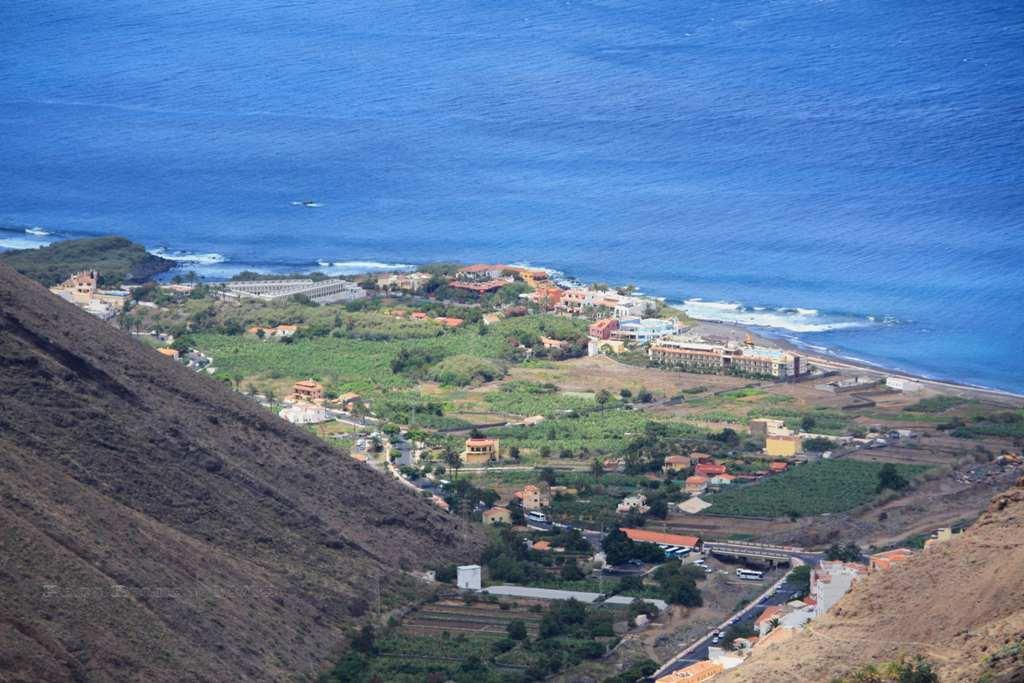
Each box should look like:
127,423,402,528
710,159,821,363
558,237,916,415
736,568,764,581
525,510,549,526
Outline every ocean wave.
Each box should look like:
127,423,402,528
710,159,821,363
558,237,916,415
0,235,54,251
25,227,51,236
149,248,227,265
678,298,875,333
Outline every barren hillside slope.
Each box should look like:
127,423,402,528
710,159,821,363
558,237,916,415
718,480,1024,682
0,263,484,682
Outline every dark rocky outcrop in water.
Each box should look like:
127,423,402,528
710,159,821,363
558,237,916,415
0,263,483,682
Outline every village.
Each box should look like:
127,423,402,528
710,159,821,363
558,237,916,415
49,260,1024,682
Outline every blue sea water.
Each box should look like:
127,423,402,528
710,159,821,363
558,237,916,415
1,1,1022,392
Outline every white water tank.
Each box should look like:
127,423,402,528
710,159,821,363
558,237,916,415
457,564,481,591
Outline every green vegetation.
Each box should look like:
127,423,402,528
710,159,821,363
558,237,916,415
706,460,927,518
939,410,1024,439
483,381,598,416
824,543,863,562
830,656,938,683
904,396,968,413
876,463,909,493
429,355,507,386
0,236,173,286
191,315,579,395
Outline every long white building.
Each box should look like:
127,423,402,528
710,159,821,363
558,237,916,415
223,278,366,304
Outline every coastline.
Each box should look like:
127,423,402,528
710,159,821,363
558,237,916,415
3,227,1021,401
688,318,1024,405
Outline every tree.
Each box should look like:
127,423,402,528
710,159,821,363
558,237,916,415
601,528,635,566
590,458,604,478
443,448,462,479
509,445,521,461
560,561,585,581
619,388,633,399
877,463,909,493
350,625,377,654
506,620,528,641
596,389,611,405
825,543,862,562
801,415,817,431
637,388,654,403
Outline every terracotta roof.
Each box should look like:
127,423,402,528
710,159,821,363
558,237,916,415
664,455,691,464
686,475,708,484
466,437,498,446
620,528,700,548
755,605,785,627
695,463,727,476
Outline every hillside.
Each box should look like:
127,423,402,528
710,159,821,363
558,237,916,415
0,263,484,682
718,480,1024,682
0,236,173,286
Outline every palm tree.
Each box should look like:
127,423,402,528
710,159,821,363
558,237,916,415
443,447,462,480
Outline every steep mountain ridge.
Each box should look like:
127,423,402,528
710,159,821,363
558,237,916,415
0,263,483,682
718,480,1024,682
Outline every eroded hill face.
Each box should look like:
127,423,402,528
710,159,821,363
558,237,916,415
0,263,484,682
718,481,1024,682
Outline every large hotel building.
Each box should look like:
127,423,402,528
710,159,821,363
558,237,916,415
648,335,805,379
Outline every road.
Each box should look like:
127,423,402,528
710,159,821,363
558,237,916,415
654,576,795,677
651,553,818,680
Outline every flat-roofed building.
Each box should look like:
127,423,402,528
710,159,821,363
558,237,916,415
649,336,805,379
462,437,501,465
749,418,793,443
611,317,680,344
765,435,802,457
224,278,366,304
588,317,619,340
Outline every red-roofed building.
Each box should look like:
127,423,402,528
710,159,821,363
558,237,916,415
662,454,692,474
685,475,708,494
588,318,619,340
620,528,700,549
531,285,563,308
695,462,727,477
754,605,785,636
435,316,464,328
768,461,789,473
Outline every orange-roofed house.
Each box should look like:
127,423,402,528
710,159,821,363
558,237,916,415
483,507,512,526
157,347,180,360
685,475,708,495
694,462,727,477
709,473,736,486
531,285,563,308
656,660,724,682
768,461,789,473
435,316,464,328
411,311,429,320
462,437,501,465
620,528,700,550
662,454,692,474
292,379,324,401
588,318,619,340
532,540,552,552
869,548,914,572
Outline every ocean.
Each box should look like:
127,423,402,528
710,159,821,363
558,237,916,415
1,1,1022,392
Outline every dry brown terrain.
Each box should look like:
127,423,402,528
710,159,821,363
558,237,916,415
0,263,484,682
718,480,1024,683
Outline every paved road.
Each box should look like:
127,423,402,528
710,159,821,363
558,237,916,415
651,553,818,680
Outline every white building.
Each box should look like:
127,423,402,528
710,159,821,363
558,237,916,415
457,564,482,591
616,494,650,514
278,403,330,424
224,278,367,304
811,561,868,617
886,376,924,392
611,318,680,344
649,336,805,379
